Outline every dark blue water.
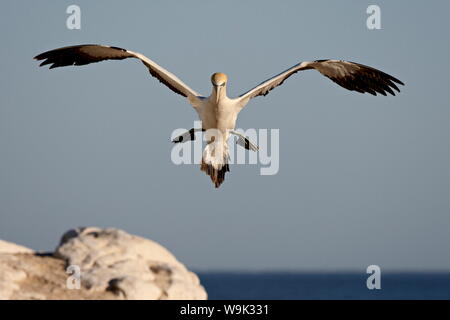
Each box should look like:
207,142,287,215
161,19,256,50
197,272,450,299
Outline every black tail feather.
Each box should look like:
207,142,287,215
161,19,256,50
200,160,230,188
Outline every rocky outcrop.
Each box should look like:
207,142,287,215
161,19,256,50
0,227,207,300
0,240,34,254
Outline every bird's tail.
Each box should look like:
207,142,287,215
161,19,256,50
200,141,230,188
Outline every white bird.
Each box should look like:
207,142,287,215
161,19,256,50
34,44,404,188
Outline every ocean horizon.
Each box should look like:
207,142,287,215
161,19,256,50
196,271,450,300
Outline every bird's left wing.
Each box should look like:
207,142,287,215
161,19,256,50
34,44,201,98
237,59,404,105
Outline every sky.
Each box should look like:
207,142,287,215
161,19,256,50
1,1,450,271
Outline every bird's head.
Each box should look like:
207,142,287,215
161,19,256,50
211,72,228,87
211,73,227,103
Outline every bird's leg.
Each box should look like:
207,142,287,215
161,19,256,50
230,130,259,151
172,128,205,143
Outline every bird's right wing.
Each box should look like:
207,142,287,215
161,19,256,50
34,44,202,99
237,59,404,107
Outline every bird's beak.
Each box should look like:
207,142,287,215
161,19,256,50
214,85,221,104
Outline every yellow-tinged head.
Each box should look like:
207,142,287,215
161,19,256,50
211,72,228,86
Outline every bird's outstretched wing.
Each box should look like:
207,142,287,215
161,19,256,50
34,44,201,98
238,59,404,103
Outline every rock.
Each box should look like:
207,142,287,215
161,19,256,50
0,227,207,300
0,255,28,300
0,240,34,254
0,240,35,300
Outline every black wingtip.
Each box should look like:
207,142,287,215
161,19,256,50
34,52,49,61
391,77,405,86
38,60,51,67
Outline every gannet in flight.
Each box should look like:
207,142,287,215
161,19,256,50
34,44,404,188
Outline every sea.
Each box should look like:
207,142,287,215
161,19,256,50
197,272,450,300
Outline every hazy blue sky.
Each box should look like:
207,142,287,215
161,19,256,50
1,1,449,271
